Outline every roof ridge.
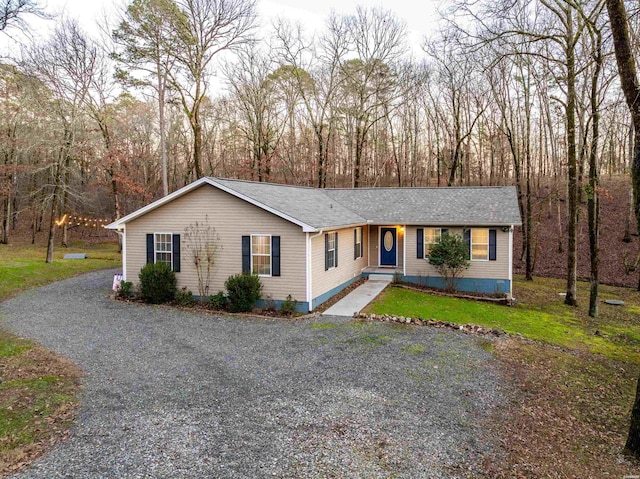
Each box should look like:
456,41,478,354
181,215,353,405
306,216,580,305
210,177,515,191
326,186,516,191
210,177,319,190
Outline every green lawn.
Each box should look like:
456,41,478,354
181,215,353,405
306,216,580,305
366,275,640,363
0,241,121,300
0,241,120,474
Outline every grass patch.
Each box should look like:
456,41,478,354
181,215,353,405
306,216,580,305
0,241,121,300
401,344,426,355
0,336,32,358
0,240,118,475
0,332,81,475
367,276,640,363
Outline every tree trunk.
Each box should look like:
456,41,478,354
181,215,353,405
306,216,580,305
192,117,203,179
46,177,60,264
158,72,168,196
588,29,602,318
564,7,578,307
1,196,9,244
605,0,640,458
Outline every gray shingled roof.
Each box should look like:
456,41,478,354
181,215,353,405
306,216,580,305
212,178,366,229
325,187,521,226
211,178,521,229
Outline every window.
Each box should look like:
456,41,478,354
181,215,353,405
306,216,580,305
355,227,363,259
251,234,271,276
155,233,173,266
423,228,441,258
326,232,337,269
471,229,489,260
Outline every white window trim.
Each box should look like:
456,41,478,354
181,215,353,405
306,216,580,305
470,228,490,262
250,233,272,277
154,232,173,269
327,231,337,270
355,227,363,260
423,227,442,259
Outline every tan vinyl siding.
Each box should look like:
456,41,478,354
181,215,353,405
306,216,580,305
311,226,368,299
368,226,404,267
404,226,510,280
125,185,306,302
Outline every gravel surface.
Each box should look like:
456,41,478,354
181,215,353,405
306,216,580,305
1,270,505,478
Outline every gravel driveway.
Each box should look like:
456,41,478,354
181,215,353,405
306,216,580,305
1,270,504,478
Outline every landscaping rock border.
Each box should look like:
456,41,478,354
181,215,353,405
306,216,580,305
356,312,508,337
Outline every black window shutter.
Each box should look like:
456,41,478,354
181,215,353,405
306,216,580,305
464,229,471,259
334,232,338,268
146,234,154,264
172,234,181,272
416,228,424,258
272,236,281,276
354,229,357,260
441,228,448,235
242,236,251,273
489,229,497,261
324,233,329,271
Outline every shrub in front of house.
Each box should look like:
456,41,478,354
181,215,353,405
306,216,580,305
427,233,470,292
139,262,177,304
224,273,262,313
280,295,298,316
117,280,134,299
208,291,228,311
175,287,196,306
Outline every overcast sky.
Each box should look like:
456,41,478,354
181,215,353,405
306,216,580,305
18,0,441,54
0,0,442,91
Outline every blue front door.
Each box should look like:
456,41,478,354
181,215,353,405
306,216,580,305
380,227,397,266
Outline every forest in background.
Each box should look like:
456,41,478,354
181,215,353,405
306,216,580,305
0,0,639,294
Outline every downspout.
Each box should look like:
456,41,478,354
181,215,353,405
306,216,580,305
114,228,126,281
307,229,324,311
508,225,514,299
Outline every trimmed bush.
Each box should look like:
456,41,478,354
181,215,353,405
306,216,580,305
225,273,262,313
428,233,470,292
208,291,227,311
138,262,177,304
280,295,298,316
175,287,196,306
117,280,133,299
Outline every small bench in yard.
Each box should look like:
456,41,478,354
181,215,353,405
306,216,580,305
63,253,88,259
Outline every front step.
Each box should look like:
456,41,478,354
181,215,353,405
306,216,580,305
367,273,395,282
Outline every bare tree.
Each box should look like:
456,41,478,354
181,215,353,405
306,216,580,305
167,0,258,179
22,18,97,261
0,0,45,32
224,45,287,182
339,7,407,187
275,15,349,187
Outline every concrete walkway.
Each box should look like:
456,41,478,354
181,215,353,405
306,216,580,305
323,278,392,317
